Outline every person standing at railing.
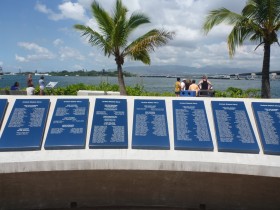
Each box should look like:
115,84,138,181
198,75,213,96
39,76,45,95
26,85,35,95
27,74,33,87
188,80,199,96
174,77,181,97
185,79,191,90
181,78,186,91
198,75,212,91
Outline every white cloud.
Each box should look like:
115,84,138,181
53,39,64,46
77,0,93,8
59,46,85,61
15,54,28,62
18,42,51,54
34,2,51,14
59,2,87,21
35,2,88,22
16,42,55,62
35,2,62,20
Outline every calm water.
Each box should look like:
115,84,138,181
1,75,280,98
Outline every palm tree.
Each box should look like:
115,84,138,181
74,0,174,95
203,0,280,98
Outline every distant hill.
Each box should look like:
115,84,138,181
123,65,256,75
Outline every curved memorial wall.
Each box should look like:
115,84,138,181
0,95,280,210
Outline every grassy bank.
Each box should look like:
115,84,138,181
0,82,261,98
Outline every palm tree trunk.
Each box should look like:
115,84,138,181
261,42,271,98
117,63,127,95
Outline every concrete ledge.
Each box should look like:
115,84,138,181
1,152,280,177
106,90,121,95
77,90,120,96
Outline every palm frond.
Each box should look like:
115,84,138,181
250,32,263,43
127,50,151,65
111,0,128,49
227,24,256,56
203,8,244,34
113,0,128,23
124,29,175,56
127,12,150,31
91,1,114,37
274,22,280,31
74,24,112,56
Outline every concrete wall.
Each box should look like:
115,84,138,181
0,95,280,210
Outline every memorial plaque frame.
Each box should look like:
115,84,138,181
132,99,170,150
0,99,50,151
44,99,89,150
252,102,280,155
212,101,259,153
173,100,213,151
89,98,128,149
0,99,8,130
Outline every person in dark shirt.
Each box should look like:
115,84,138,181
185,79,191,90
10,82,20,90
27,74,33,87
198,75,212,90
198,75,213,96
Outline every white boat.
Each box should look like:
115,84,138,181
35,73,50,76
270,73,279,80
246,73,256,80
210,75,231,79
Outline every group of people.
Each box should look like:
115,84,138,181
174,75,212,97
10,74,45,95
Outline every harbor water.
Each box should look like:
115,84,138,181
0,75,280,98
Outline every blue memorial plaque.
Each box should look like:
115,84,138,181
44,99,89,150
0,99,50,151
173,100,213,151
252,102,280,155
0,99,8,130
132,99,170,150
89,98,128,149
212,101,259,153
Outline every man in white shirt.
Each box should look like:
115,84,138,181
181,78,186,91
26,85,35,95
39,76,45,95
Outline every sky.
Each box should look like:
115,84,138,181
0,0,280,73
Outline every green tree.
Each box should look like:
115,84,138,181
74,0,174,95
203,0,280,98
